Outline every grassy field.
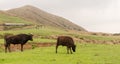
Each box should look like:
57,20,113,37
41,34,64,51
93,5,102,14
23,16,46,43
0,27,120,64
1,27,120,40
0,43,120,64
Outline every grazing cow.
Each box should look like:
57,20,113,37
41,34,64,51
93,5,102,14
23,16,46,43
56,36,76,54
4,34,33,53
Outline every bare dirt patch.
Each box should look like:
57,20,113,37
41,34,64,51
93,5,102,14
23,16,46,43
0,43,56,52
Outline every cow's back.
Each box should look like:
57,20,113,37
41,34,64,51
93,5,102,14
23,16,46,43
57,36,74,46
4,34,28,44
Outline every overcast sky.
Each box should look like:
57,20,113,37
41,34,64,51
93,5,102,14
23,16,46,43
0,0,120,33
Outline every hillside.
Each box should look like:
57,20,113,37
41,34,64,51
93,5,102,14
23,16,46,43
6,5,86,31
0,11,33,24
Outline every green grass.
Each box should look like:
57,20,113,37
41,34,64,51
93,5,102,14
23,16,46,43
0,43,120,64
69,33,120,41
1,27,119,41
0,27,120,44
0,14,33,24
0,39,4,44
0,25,120,64
0,27,66,36
30,38,56,43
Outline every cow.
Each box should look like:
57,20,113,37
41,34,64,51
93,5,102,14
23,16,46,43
4,34,33,53
56,36,76,54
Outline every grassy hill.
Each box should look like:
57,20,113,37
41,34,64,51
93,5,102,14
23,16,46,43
0,11,33,24
6,5,86,31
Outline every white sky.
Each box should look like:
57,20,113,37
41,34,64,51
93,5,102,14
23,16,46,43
0,0,120,33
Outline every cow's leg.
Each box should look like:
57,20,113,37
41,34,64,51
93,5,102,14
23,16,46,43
5,44,8,53
56,45,58,53
21,44,23,52
67,47,69,54
70,47,73,54
8,44,11,52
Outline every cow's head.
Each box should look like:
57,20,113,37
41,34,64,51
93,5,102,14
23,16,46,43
28,33,33,41
72,45,76,52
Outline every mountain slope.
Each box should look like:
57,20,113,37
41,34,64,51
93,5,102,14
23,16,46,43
0,11,33,24
6,5,86,31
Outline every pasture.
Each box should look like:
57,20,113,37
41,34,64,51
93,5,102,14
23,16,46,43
0,43,120,64
0,27,120,64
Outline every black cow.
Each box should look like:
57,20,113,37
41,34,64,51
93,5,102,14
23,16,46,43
4,34,33,53
56,36,76,54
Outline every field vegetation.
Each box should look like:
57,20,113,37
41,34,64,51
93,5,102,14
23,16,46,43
0,44,120,64
0,27,120,64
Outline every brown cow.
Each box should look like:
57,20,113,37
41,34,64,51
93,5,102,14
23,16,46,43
4,34,33,53
56,36,76,54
